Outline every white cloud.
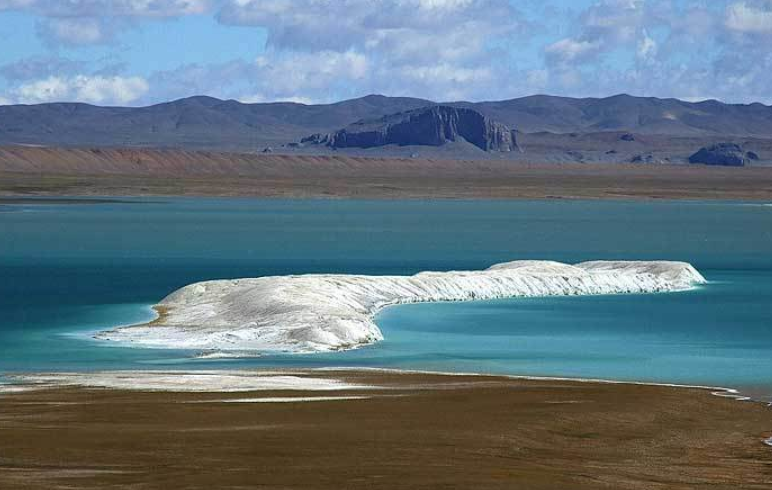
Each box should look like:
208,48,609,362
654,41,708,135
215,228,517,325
544,0,647,67
217,0,524,60
2,0,772,106
0,0,209,17
38,18,107,45
582,0,644,37
1,0,525,103
534,0,772,104
637,29,657,62
1,0,212,45
726,1,772,33
145,50,372,104
526,69,549,89
112,0,209,16
545,38,601,64
210,0,526,102
253,50,369,95
134,0,772,104
76,75,149,104
396,63,492,85
0,1,35,7
13,75,149,104
238,93,314,105
0,95,10,105
0,56,85,80
14,76,70,103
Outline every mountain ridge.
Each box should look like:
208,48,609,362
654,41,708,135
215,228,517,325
1,93,771,156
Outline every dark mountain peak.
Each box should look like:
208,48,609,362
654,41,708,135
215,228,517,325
605,93,636,100
303,105,519,152
159,95,225,108
186,95,223,103
327,93,433,110
360,94,391,102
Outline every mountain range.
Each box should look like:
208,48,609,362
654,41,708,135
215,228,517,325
1,94,770,164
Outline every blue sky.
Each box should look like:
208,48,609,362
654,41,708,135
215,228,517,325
0,0,770,106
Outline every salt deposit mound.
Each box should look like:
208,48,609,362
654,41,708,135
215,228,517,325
96,260,705,354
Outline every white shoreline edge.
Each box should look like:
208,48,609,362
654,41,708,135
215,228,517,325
0,370,374,393
0,366,757,401
69,306,158,339
187,396,373,404
313,366,759,402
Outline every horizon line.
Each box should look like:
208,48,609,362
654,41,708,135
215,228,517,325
1,92,770,110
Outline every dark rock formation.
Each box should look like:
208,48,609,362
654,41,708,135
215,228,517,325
620,133,635,142
689,143,747,166
630,153,670,164
304,106,518,152
300,134,327,145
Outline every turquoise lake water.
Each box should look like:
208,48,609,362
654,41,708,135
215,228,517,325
0,198,770,398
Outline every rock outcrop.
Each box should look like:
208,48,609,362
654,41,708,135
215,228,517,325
303,105,519,152
630,153,671,164
689,143,747,166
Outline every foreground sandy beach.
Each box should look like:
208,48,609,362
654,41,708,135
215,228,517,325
1,370,770,489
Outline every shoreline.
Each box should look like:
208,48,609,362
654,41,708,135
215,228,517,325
3,193,772,207
4,188,772,203
1,368,770,489
314,367,758,402
0,367,757,403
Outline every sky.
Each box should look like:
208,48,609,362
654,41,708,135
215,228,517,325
0,0,770,106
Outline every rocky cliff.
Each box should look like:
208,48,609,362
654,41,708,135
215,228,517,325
688,143,750,167
303,105,519,152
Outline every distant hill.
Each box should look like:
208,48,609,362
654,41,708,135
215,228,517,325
456,94,772,136
1,94,771,165
0,94,432,151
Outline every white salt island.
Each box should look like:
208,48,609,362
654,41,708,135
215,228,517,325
96,260,706,354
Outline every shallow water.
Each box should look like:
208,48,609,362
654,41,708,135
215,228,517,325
0,197,770,397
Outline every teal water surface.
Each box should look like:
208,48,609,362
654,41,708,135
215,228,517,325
0,198,770,397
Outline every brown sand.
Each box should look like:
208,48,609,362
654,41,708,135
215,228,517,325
0,370,770,489
2,146,772,200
